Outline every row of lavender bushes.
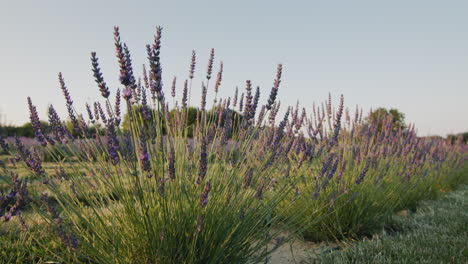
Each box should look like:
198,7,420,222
1,26,467,263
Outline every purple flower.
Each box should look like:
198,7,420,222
171,76,177,98
123,43,137,90
233,87,238,107
266,64,282,110
114,27,135,89
48,105,70,143
139,129,151,172
167,145,176,179
255,178,266,200
54,167,69,181
238,92,244,113
115,88,121,125
85,103,94,123
268,102,280,126
27,97,49,146
243,169,253,189
295,108,306,132
331,95,344,145
243,80,253,118
197,136,208,185
90,52,110,98
320,153,336,176
142,64,150,89
56,222,79,252
146,26,165,104
58,73,80,135
14,137,45,175
239,208,245,220
312,183,320,200
182,80,188,109
41,193,78,252
336,160,347,182
214,62,223,94
122,88,132,101
1,174,28,222
96,102,107,124
200,82,207,111
158,177,165,195
355,157,371,184
251,86,260,119
140,89,151,120
199,180,212,207
134,78,142,103
189,50,196,79
206,48,214,80
105,119,120,165
272,107,290,148
93,102,100,121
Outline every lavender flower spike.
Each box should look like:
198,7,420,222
48,105,69,142
15,137,45,175
201,82,207,111
199,180,212,207
197,136,208,185
167,145,176,179
86,103,94,123
214,61,223,94
243,80,253,118
171,76,177,98
206,48,214,80
355,157,371,184
90,52,110,98
58,73,80,134
115,88,121,125
255,178,266,200
233,87,238,107
27,97,48,146
147,26,164,103
182,80,188,109
105,119,120,165
139,128,151,172
189,50,196,79
114,27,131,88
140,89,151,120
251,86,260,119
266,64,282,110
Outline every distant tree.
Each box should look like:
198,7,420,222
366,107,406,132
0,121,49,138
447,132,468,144
122,106,243,138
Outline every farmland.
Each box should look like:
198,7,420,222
0,27,467,264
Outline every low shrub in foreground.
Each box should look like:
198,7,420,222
317,184,468,264
278,104,467,240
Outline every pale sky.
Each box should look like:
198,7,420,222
0,0,467,136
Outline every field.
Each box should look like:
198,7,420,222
1,27,467,264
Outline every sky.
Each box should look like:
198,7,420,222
0,0,467,136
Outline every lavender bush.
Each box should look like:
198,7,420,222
277,97,467,240
1,26,303,264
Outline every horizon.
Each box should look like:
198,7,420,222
0,0,467,137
